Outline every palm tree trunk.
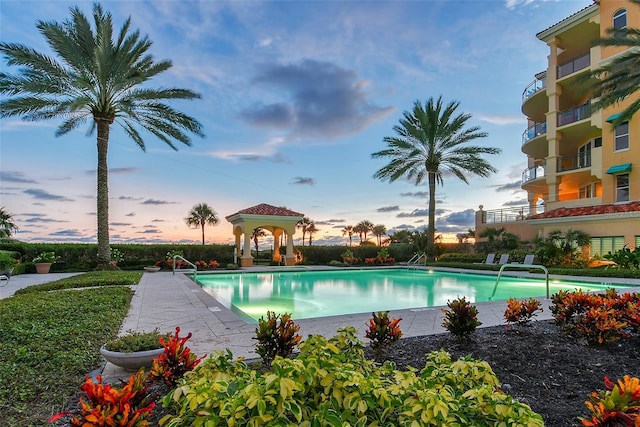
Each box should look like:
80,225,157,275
96,119,111,268
427,171,436,260
201,224,205,245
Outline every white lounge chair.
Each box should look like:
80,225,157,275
495,254,510,265
521,254,535,265
475,253,496,264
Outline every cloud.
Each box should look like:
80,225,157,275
0,171,37,184
23,216,69,223
397,208,447,218
137,229,161,234
400,191,429,198
326,218,346,223
494,181,522,192
23,188,74,202
119,196,144,201
377,205,399,213
125,212,136,217
291,177,314,185
240,59,394,139
503,198,529,207
434,209,476,234
141,199,177,205
49,229,85,237
110,222,132,226
152,219,166,222
474,114,526,125
505,0,535,10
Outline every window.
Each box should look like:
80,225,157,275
593,137,602,148
613,9,627,29
591,236,625,257
616,173,630,202
614,122,629,151
579,182,600,199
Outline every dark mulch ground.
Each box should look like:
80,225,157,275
380,320,640,427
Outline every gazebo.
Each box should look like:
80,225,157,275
225,203,304,267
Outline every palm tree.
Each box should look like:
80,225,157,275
342,225,355,247
0,4,203,268
372,96,500,260
548,229,591,262
372,224,387,246
185,203,219,245
0,207,18,238
589,0,640,126
251,228,267,258
307,222,318,246
297,217,311,246
354,220,374,244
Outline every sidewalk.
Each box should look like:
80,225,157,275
0,272,82,299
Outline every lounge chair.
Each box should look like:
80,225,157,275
521,254,535,265
495,253,510,265
474,253,496,264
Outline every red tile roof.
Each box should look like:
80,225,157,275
528,201,640,220
226,203,304,219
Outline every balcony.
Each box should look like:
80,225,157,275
558,101,590,127
522,75,546,103
480,205,538,224
557,153,591,172
522,122,547,145
557,52,590,79
522,165,546,183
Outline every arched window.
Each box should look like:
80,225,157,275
613,9,627,29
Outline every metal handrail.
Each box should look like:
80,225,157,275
490,263,550,300
173,255,197,279
407,253,426,269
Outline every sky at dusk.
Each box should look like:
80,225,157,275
0,0,592,246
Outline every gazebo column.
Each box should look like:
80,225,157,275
285,229,295,266
272,229,283,263
241,231,253,267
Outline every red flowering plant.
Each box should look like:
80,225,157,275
365,311,402,359
150,327,205,387
581,376,640,426
504,297,543,328
208,260,219,269
49,370,154,427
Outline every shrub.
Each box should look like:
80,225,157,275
161,328,544,427
581,376,640,426
365,311,402,358
504,297,543,327
441,297,482,342
150,327,204,387
254,311,302,366
104,329,170,353
604,246,640,270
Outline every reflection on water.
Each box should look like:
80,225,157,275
197,269,621,321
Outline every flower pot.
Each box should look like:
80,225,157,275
144,266,161,273
0,268,13,278
35,263,52,274
100,346,164,371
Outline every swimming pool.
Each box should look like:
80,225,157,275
195,268,628,321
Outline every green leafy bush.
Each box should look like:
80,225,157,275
104,329,170,353
14,271,142,295
441,297,482,342
161,328,543,426
604,245,640,270
254,311,302,367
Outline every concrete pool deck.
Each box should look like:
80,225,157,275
99,266,640,381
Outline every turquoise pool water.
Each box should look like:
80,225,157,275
195,269,627,321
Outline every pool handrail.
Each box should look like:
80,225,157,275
490,263,550,300
407,253,426,269
173,255,197,279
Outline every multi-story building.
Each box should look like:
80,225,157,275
476,0,640,256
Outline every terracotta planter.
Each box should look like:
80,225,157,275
35,263,52,274
144,266,161,273
100,346,164,371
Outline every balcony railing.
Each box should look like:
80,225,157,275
557,52,590,79
557,153,591,172
522,121,547,145
480,205,541,224
522,74,547,103
522,164,546,183
558,101,590,127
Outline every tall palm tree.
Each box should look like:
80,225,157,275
0,4,203,268
297,217,311,246
589,0,640,126
342,225,355,247
354,220,374,244
372,96,500,260
0,207,18,239
307,222,318,246
185,203,218,245
251,228,267,258
372,224,387,246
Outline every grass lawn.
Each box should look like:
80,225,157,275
0,271,140,426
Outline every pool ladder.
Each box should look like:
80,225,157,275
407,253,426,269
490,263,550,300
173,255,197,280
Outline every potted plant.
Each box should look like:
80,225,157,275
0,252,18,278
32,251,60,274
110,247,124,266
100,329,170,371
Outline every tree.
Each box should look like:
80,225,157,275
307,222,318,246
342,225,355,247
297,217,311,246
589,0,640,126
0,207,18,239
372,224,387,246
251,228,267,258
0,4,203,268
354,220,374,244
388,229,412,244
185,203,218,245
372,96,500,260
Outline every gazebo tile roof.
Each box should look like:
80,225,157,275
528,201,640,220
230,203,304,218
